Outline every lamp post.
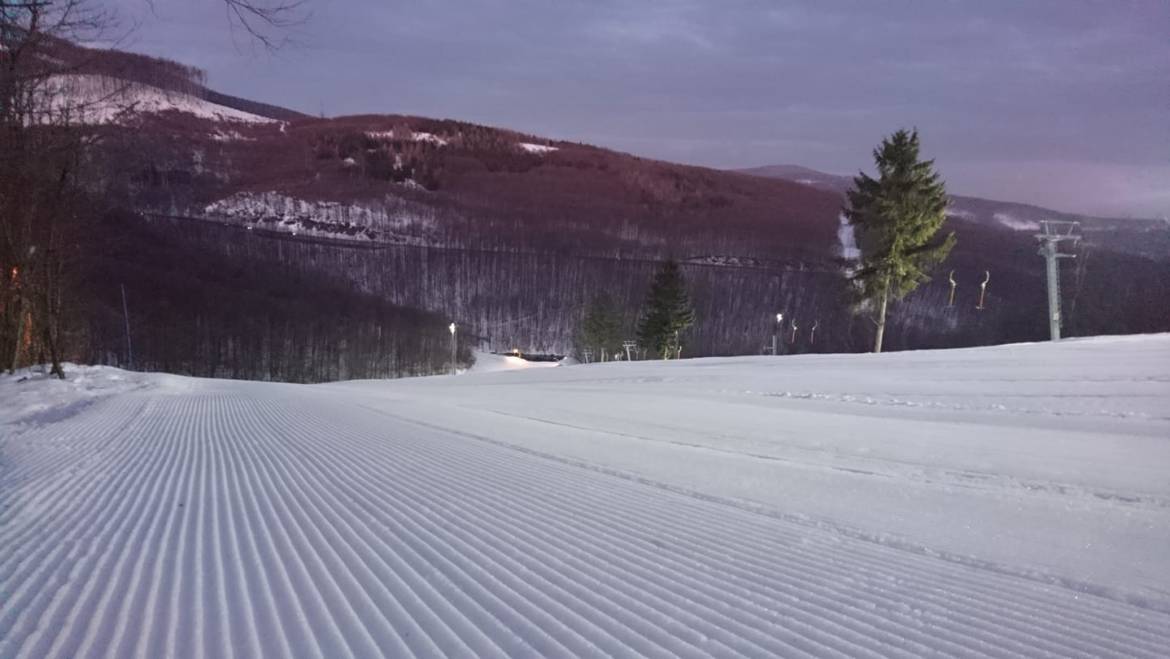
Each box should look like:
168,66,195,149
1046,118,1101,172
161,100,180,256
448,322,456,375
773,313,783,355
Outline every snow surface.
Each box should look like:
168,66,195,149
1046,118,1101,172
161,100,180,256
837,212,861,261
468,351,561,373
48,75,272,125
0,365,158,428
2,336,1169,657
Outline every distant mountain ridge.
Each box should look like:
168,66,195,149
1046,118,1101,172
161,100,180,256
737,165,1170,261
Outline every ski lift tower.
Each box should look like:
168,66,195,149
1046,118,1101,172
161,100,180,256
1034,220,1081,341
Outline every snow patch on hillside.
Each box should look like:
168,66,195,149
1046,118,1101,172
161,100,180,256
519,142,558,154
47,74,271,124
837,212,861,261
202,192,437,244
209,129,254,142
366,129,449,146
994,211,1041,231
413,131,448,146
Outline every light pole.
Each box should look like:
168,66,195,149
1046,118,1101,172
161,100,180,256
448,322,456,375
773,313,783,355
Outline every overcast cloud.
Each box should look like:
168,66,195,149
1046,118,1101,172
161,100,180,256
109,0,1169,218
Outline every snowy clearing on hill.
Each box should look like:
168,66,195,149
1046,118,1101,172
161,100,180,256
1,336,1169,657
519,142,558,154
993,212,1042,232
49,75,272,124
366,130,449,146
200,192,437,244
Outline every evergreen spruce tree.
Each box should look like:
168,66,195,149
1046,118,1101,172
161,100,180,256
637,259,695,359
845,129,955,353
575,292,623,361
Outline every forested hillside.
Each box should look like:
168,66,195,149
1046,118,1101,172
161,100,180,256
79,212,468,382
9,42,1170,381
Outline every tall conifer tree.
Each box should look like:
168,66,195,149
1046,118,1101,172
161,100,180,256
576,292,623,361
845,129,955,353
637,259,695,359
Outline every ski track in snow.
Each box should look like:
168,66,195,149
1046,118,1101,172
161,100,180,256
2,340,1170,657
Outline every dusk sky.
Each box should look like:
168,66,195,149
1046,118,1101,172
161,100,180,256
111,0,1168,218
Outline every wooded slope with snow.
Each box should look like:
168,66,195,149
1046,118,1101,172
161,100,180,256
13,42,1170,380
1,336,1168,657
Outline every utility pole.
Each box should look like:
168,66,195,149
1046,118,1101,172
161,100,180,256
121,283,133,369
622,340,636,361
448,322,457,374
1035,221,1081,341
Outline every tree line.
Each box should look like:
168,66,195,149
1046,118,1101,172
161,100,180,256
1,0,104,378
575,130,956,360
575,258,697,361
79,211,470,382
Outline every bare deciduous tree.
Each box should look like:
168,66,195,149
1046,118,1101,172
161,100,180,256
1,0,115,377
1,0,304,377
221,0,306,49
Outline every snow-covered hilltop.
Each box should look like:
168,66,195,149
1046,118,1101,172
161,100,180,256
2,336,1168,657
50,74,274,125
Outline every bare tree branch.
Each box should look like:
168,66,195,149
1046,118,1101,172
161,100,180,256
221,0,307,50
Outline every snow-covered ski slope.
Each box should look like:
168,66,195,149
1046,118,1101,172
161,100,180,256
2,336,1169,658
